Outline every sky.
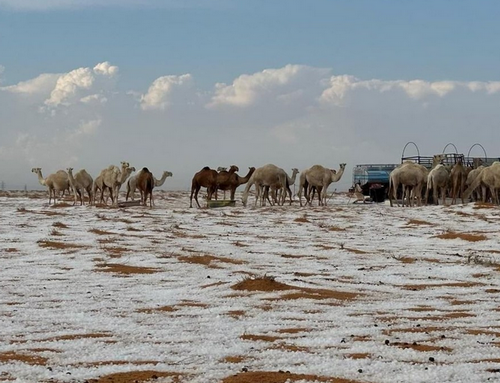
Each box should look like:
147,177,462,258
1,0,500,190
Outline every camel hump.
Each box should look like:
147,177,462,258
202,166,211,171
142,167,150,173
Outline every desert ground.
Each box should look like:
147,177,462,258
1,189,500,383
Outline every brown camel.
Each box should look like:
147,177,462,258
215,165,239,199
217,166,255,201
137,167,154,207
190,166,218,208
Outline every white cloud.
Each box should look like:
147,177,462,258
140,74,193,111
1,73,60,95
207,64,329,109
80,94,108,104
93,61,119,77
44,67,94,107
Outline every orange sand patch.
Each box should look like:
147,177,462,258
95,263,160,275
391,341,452,352
41,333,112,342
241,334,280,342
4,248,18,253
434,231,487,241
221,371,363,383
85,370,184,383
136,306,178,314
178,254,246,266
402,281,483,290
0,351,48,365
294,217,310,223
223,356,246,363
345,353,371,359
407,219,434,226
231,276,359,301
277,328,311,334
37,240,85,250
227,310,246,318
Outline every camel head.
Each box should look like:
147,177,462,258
165,171,173,177
31,167,41,174
120,161,130,169
229,165,239,173
66,167,74,175
433,154,445,165
339,163,347,171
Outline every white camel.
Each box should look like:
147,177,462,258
31,168,70,205
389,162,428,207
241,164,287,207
126,169,173,201
464,162,500,204
465,165,485,202
425,155,448,205
96,162,135,206
265,168,299,206
298,163,346,206
67,168,93,205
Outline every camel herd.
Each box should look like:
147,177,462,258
32,156,498,208
31,163,173,207
388,154,499,206
189,163,346,208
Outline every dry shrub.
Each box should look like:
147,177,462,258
473,202,497,209
136,306,177,314
223,355,246,363
4,248,18,253
52,221,68,228
231,275,293,292
126,226,141,232
435,231,487,242
390,341,452,353
50,202,72,208
102,246,129,258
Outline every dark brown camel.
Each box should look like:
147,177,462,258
190,166,218,208
137,167,154,207
215,165,238,199
217,167,255,201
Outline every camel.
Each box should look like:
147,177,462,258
31,168,70,205
265,168,299,206
425,164,449,205
298,163,346,206
465,165,485,202
96,162,135,206
389,162,428,207
190,166,218,208
137,167,154,207
215,165,239,200
241,164,287,207
67,168,93,205
463,162,500,205
216,166,255,202
126,170,173,201
92,174,111,205
450,159,467,205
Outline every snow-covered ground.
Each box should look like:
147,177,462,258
1,190,500,383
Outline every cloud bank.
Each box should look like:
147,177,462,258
1,62,500,191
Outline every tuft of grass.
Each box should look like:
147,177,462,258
435,231,487,242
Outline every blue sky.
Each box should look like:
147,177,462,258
1,0,500,190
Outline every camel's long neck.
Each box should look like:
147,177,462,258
288,171,298,184
155,173,170,187
333,168,345,182
36,171,46,186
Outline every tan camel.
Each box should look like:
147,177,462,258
463,162,500,204
265,168,299,206
389,162,428,207
216,166,255,201
92,174,110,205
31,168,70,205
465,165,485,202
241,164,287,207
450,159,467,205
137,167,154,207
424,155,447,205
190,166,218,208
67,168,93,205
298,163,346,206
215,165,239,200
126,169,173,201
96,162,135,206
